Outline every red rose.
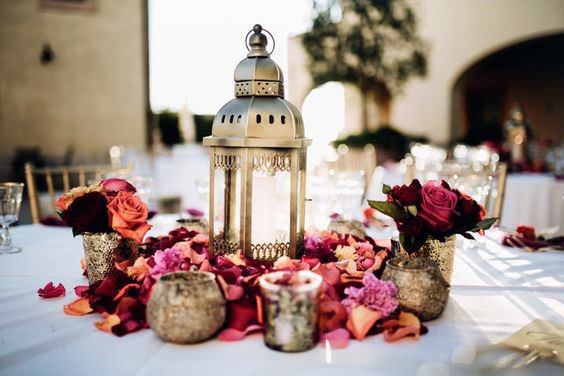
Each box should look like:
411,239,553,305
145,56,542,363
60,191,112,234
417,181,458,232
396,217,423,237
390,179,422,206
455,190,486,224
107,191,151,243
516,224,535,239
99,178,136,197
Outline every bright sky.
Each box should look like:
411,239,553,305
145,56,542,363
149,0,313,114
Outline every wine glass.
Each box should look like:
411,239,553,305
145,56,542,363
0,182,24,254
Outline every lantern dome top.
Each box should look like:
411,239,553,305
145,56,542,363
204,24,310,148
233,24,284,86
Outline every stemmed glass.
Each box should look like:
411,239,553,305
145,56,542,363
0,183,24,254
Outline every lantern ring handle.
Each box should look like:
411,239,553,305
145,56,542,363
245,27,276,55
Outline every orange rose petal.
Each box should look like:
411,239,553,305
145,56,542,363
127,257,150,281
346,305,380,340
63,297,93,316
398,312,421,329
255,295,263,325
113,283,140,301
94,314,121,333
114,259,130,273
383,325,420,342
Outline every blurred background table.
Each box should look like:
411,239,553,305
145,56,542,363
501,174,564,232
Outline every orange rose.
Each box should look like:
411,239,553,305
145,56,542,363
107,191,151,243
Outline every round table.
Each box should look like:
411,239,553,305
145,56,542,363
0,225,562,375
501,173,564,234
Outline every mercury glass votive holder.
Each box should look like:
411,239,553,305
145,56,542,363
259,270,323,352
147,271,226,344
382,256,450,321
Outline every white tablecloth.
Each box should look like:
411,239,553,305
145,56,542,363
501,174,564,233
0,226,562,375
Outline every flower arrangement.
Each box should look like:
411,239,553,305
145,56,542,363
368,179,497,253
43,228,428,348
55,178,152,243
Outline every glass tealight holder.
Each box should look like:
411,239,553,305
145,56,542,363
259,270,322,352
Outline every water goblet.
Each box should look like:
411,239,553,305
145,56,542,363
0,183,24,254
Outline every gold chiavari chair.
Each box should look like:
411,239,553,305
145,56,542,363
24,163,131,224
334,144,377,196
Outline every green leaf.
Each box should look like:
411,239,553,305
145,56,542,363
460,232,475,240
367,200,406,220
382,184,392,195
474,217,498,230
72,227,84,237
454,217,498,234
407,205,417,216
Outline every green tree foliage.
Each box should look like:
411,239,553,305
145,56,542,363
302,0,429,128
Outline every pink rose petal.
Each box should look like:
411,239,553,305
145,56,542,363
218,325,262,341
321,328,350,349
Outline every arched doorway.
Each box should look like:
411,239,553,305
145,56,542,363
451,33,564,144
301,81,346,168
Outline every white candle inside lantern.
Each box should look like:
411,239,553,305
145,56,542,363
252,175,277,244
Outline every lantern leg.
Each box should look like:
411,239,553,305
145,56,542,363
289,149,299,258
223,168,238,248
240,148,253,256
208,149,215,256
298,150,307,257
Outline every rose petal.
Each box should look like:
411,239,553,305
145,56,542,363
383,326,421,342
216,275,245,301
186,208,204,217
74,285,89,298
115,259,130,273
321,328,350,349
319,300,348,333
127,257,151,281
315,264,341,286
218,325,262,341
94,314,121,333
381,312,422,342
398,312,420,329
37,282,66,298
345,305,380,340
63,297,93,316
113,283,141,301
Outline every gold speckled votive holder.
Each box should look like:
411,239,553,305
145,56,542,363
382,256,450,321
147,271,226,344
82,232,138,285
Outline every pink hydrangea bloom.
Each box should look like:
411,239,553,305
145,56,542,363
150,247,183,278
342,273,398,318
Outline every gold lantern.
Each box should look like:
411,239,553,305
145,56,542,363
203,25,310,261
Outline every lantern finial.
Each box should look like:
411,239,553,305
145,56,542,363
247,24,269,58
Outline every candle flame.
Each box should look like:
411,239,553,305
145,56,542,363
325,339,332,364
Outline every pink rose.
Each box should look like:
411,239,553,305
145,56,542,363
99,178,136,197
417,181,458,232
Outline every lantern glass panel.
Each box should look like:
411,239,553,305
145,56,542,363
213,167,242,252
251,169,290,245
